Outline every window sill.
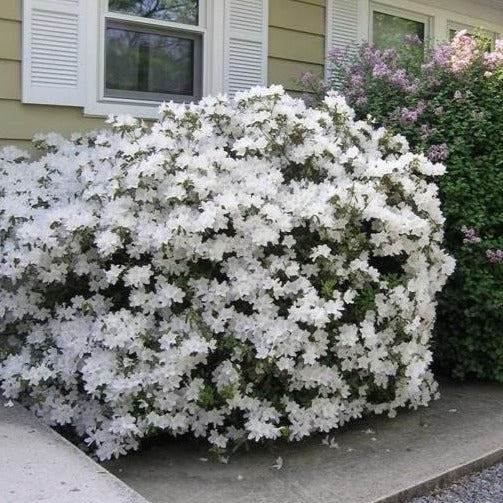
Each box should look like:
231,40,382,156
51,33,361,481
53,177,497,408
84,98,166,119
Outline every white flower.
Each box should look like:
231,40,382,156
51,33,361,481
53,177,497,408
321,435,340,449
95,229,122,257
208,429,228,449
310,245,332,261
105,265,124,285
123,265,153,288
272,456,283,470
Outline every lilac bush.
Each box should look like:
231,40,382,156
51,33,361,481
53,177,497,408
0,87,453,459
304,31,503,380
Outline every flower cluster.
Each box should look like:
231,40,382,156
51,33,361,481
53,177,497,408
449,30,481,74
486,249,503,263
306,31,503,381
0,87,453,460
427,143,450,163
461,226,482,245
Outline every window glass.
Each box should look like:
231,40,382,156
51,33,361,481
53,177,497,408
105,26,199,98
108,0,199,25
373,10,425,49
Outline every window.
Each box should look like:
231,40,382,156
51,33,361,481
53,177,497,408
104,1,203,103
22,0,268,118
370,3,431,50
325,0,503,79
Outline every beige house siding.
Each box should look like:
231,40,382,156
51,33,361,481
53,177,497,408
3,0,503,147
268,0,325,92
0,0,326,146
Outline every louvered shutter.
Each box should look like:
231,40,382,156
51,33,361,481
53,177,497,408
326,0,360,54
22,0,85,106
225,0,268,96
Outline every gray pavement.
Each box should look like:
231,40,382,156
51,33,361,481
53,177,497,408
0,400,149,503
104,379,503,503
1,379,502,503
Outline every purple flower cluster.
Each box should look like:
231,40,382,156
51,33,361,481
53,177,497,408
400,108,418,124
428,143,450,162
372,60,389,78
299,71,329,104
450,30,479,74
460,229,502,264
461,226,482,245
391,69,407,87
328,43,419,99
483,51,503,70
322,31,503,113
328,45,343,60
351,74,363,86
422,45,451,72
300,71,315,86
420,123,437,140
483,39,503,73
486,249,503,263
355,96,368,106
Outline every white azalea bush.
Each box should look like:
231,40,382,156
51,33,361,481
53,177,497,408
0,86,454,460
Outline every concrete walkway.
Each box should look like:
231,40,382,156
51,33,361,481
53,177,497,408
1,379,502,503
0,400,149,503
104,380,503,503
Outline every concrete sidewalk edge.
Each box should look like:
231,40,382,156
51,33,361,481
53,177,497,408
1,401,152,503
371,448,503,503
41,415,154,503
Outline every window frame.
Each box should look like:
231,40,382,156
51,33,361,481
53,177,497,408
104,18,203,103
102,1,205,103
84,0,224,118
369,2,433,48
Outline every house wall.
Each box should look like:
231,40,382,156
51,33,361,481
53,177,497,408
267,0,325,93
0,0,325,147
2,0,502,147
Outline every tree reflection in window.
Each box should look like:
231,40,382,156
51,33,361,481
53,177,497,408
373,11,425,50
105,27,196,96
108,0,198,25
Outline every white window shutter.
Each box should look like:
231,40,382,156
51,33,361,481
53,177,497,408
326,0,360,55
22,0,85,106
225,0,268,96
